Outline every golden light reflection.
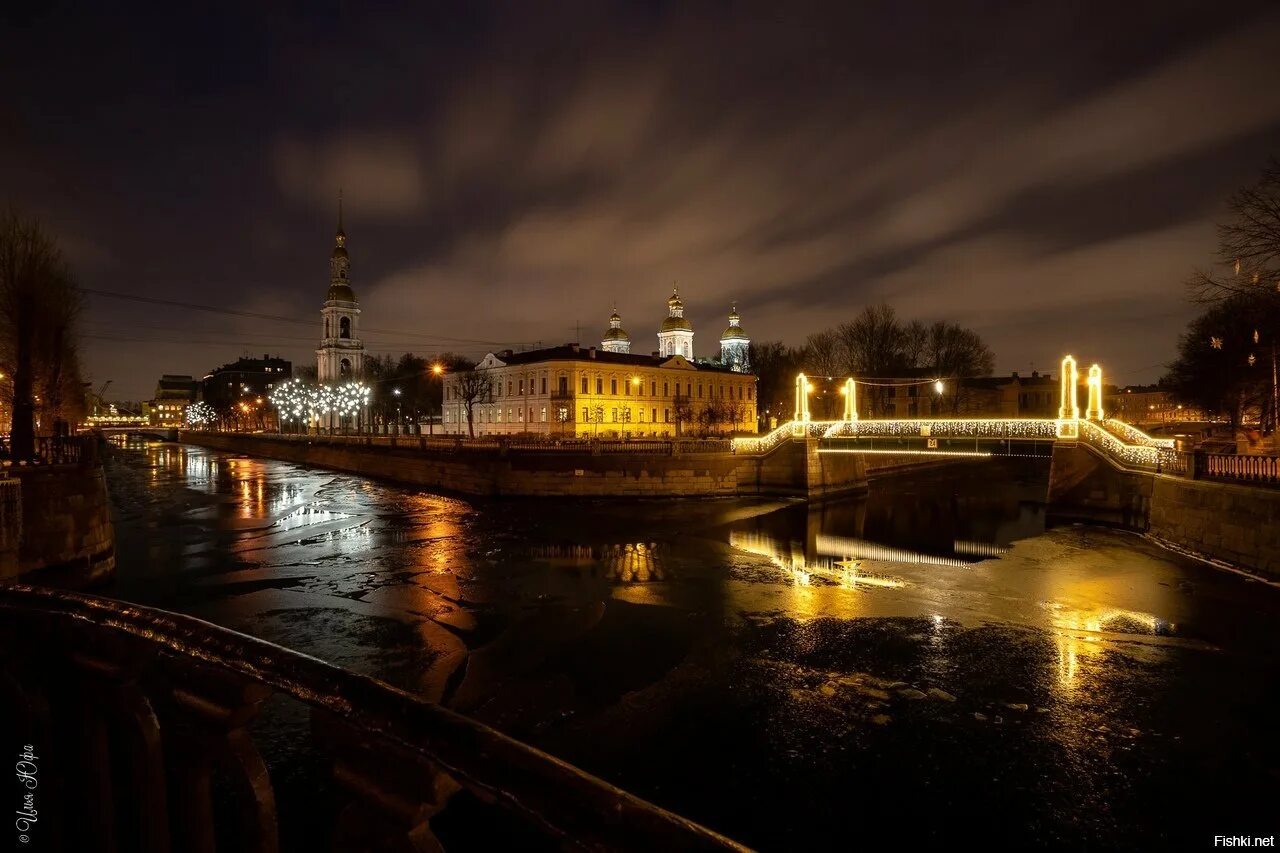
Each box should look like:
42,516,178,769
729,530,906,590
1044,602,1171,693
528,542,670,583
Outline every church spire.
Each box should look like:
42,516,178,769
335,189,346,247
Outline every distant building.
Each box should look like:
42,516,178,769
148,374,198,426
863,370,1060,418
201,355,291,412
1107,385,1204,424
442,343,758,438
316,196,364,383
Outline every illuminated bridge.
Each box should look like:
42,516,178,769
733,355,1179,474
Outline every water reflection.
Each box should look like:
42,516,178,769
528,542,670,583
1044,601,1175,693
725,476,1044,582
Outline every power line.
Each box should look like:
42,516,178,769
82,287,535,347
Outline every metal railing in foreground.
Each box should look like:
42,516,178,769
0,584,747,853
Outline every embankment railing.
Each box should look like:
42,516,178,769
0,583,746,852
1199,452,1280,486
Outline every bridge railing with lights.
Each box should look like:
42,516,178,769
0,584,747,853
1102,419,1177,449
1076,419,1168,470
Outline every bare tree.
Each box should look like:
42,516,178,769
454,368,493,438
834,304,909,415
803,329,842,377
901,319,929,368
0,211,83,459
922,321,995,413
1190,157,1280,302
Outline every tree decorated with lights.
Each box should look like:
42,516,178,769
185,401,215,428
269,379,370,434
1178,158,1280,435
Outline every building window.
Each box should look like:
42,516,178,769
581,376,588,393
519,408,525,421
664,408,670,422
697,384,703,399
610,378,618,395
748,387,753,401
541,377,547,394
663,382,669,397
559,377,568,395
582,407,589,422
339,317,351,339
651,408,657,422
519,379,524,395
540,407,547,422
596,377,603,395
507,381,513,396
651,381,656,396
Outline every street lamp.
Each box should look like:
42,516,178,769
393,388,402,434
429,364,445,434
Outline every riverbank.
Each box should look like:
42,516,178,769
180,430,948,499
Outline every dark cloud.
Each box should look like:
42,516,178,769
2,1,1278,399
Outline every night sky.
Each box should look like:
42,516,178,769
5,1,1280,401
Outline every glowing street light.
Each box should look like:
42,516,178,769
934,379,945,395
431,363,444,376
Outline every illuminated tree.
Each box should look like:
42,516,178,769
1163,293,1275,431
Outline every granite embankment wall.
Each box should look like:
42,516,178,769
0,462,115,586
1048,442,1280,578
1148,476,1280,577
182,432,834,498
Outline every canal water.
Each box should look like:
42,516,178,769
104,440,1280,850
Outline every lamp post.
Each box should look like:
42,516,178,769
393,388,402,435
430,363,444,435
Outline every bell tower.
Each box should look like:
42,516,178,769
316,193,364,384
657,285,694,359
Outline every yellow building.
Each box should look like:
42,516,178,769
442,344,758,438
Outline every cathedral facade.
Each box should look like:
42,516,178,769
441,290,758,437
316,200,364,383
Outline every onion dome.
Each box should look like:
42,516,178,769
660,284,692,331
602,309,630,342
721,302,747,340
326,282,357,302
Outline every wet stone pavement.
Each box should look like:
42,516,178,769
104,439,1280,850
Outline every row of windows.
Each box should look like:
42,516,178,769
446,404,753,425
446,375,753,402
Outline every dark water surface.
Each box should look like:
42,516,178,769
104,440,1280,850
